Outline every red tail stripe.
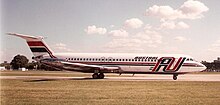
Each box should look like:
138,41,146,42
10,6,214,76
27,41,44,46
27,41,56,58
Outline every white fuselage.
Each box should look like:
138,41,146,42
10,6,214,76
43,53,206,74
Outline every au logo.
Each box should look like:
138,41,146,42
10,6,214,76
152,57,186,72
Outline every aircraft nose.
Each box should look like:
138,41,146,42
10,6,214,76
200,63,207,72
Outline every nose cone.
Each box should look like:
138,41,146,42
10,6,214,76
199,63,207,72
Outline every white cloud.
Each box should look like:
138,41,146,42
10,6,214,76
141,30,162,45
176,21,190,29
124,18,143,29
105,29,163,52
161,46,184,54
146,5,180,20
160,21,176,29
53,43,74,52
104,38,145,52
211,40,220,47
85,25,107,35
110,25,115,28
146,0,209,20
160,21,189,29
208,40,220,52
144,24,153,30
55,43,66,47
108,29,129,37
179,0,209,19
106,38,141,48
174,36,188,42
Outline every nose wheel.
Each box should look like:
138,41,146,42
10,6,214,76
92,73,105,79
173,74,178,80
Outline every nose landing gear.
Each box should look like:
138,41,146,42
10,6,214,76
173,74,178,80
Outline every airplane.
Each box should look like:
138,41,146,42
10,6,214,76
8,33,207,80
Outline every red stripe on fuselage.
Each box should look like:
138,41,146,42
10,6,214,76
67,61,156,65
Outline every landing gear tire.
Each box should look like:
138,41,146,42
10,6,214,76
173,74,178,80
92,73,99,79
98,73,105,79
92,73,105,79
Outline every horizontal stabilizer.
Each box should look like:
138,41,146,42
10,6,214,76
8,32,55,58
7,33,44,41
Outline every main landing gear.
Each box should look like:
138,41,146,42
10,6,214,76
173,74,178,80
92,73,105,79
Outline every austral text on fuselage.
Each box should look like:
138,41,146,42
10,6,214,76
134,56,158,60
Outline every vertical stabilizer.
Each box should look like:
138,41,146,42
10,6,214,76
8,33,56,58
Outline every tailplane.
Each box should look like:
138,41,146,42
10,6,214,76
8,33,56,59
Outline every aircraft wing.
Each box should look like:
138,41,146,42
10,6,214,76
60,61,120,73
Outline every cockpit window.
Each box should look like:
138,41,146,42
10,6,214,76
186,58,195,61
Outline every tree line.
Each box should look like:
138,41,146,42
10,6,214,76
1,54,60,71
202,61,220,72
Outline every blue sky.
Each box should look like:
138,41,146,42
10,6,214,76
1,0,220,62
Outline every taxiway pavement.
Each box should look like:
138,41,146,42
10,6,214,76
1,74,220,81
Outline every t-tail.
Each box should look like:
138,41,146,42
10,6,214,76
7,33,56,60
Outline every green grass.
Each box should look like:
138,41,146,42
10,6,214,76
1,80,220,105
1,71,220,105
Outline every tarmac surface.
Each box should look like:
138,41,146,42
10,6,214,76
1,74,220,81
